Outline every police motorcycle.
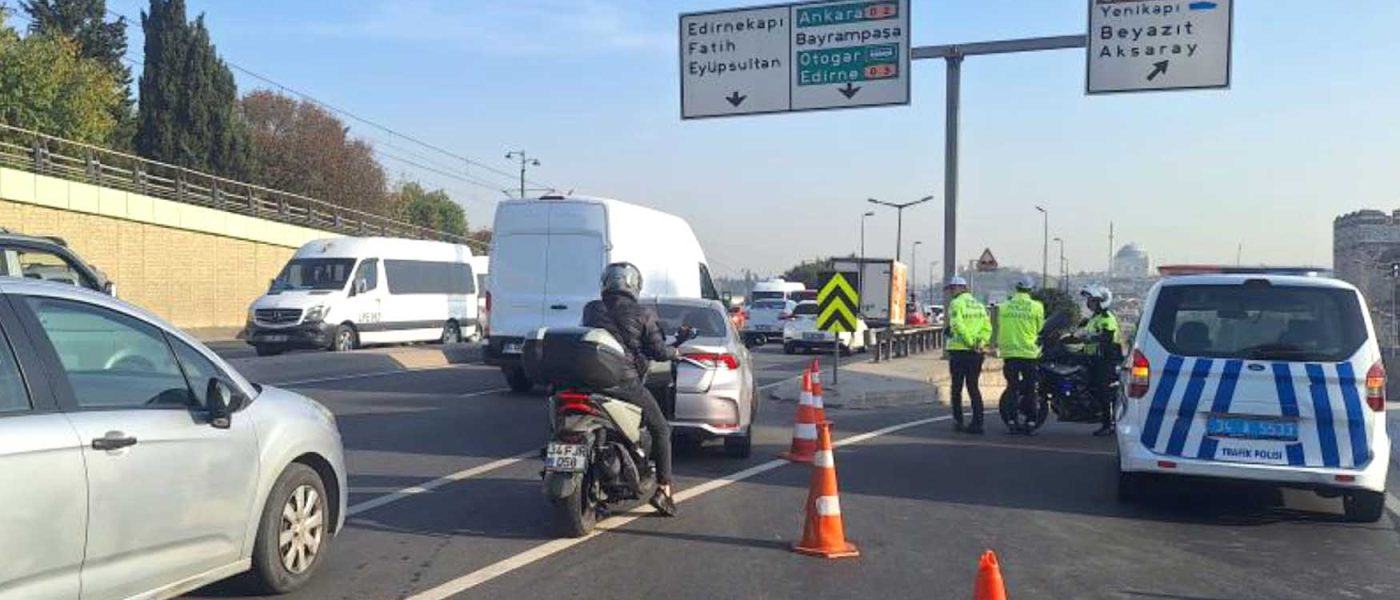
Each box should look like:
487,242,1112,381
1000,311,1112,433
524,326,692,537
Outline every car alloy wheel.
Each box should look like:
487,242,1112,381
279,484,325,574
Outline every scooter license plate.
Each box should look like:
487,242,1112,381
545,443,587,472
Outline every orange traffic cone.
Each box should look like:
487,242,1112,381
792,422,859,559
810,358,821,386
810,376,829,426
973,550,1008,600
779,369,818,463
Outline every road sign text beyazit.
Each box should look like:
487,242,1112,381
1086,0,1232,94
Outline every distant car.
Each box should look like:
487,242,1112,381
906,302,929,326
1118,270,1390,522
0,229,114,295
782,300,868,355
743,299,795,346
727,304,747,332
0,279,346,597
928,304,946,327
649,298,758,457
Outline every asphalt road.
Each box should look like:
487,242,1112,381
186,346,1400,600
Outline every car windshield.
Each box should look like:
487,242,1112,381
655,303,728,338
751,300,787,311
272,258,356,291
791,291,817,302
1147,284,1367,362
793,303,819,316
751,291,785,302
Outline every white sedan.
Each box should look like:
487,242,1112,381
782,301,868,355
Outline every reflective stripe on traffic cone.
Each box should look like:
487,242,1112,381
810,377,829,426
779,369,818,463
792,422,859,559
973,550,1008,600
810,358,821,387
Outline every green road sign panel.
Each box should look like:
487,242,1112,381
817,272,859,333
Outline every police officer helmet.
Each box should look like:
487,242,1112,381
945,275,969,288
1080,284,1113,310
1015,276,1035,292
601,262,643,297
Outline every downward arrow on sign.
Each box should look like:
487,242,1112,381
838,83,862,99
725,91,746,107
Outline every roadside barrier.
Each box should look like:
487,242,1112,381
973,550,1008,600
779,369,819,463
869,325,943,363
792,422,859,559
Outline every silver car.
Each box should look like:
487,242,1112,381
650,298,758,457
0,279,346,599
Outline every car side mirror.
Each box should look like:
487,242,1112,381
721,291,733,305
102,280,117,297
207,378,236,429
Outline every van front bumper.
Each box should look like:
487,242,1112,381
246,322,335,349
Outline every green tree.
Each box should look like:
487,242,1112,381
393,182,467,239
20,0,133,147
780,257,836,289
135,0,248,177
0,12,122,144
1033,287,1081,326
241,90,387,215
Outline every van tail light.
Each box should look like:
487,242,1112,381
482,291,492,338
684,352,740,370
1366,362,1386,412
1127,349,1151,399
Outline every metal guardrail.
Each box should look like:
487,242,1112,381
0,123,469,244
868,325,943,362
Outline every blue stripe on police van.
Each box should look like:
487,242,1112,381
1271,363,1305,466
1335,362,1368,468
1166,358,1214,457
1141,355,1185,450
1304,364,1341,468
1196,359,1243,460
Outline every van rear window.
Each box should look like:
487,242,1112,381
1147,284,1366,362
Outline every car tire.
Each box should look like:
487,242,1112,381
330,324,358,352
1117,471,1149,504
253,344,284,357
440,320,462,344
724,429,753,458
1343,490,1385,523
245,463,331,595
783,343,796,355
503,366,533,393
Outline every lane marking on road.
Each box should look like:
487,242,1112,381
347,448,538,518
403,413,952,600
267,364,480,387
1387,492,1400,520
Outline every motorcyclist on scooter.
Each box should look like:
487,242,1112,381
1078,285,1122,437
996,276,1044,433
581,262,686,516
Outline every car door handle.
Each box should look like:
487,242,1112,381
92,432,138,451
550,304,568,310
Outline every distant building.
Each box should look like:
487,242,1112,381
1334,209,1400,347
1112,243,1150,278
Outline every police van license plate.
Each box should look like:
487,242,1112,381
1207,415,1298,442
545,443,586,472
803,333,826,341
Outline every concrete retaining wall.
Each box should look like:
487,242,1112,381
0,166,336,329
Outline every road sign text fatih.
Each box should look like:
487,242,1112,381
680,0,911,119
1086,0,1233,94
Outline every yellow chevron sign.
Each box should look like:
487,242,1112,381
816,272,858,333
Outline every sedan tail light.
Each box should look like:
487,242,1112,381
1366,361,1386,412
1127,349,1151,399
684,352,740,370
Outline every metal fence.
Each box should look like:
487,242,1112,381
0,123,468,244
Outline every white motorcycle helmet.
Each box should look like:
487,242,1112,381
1079,284,1113,310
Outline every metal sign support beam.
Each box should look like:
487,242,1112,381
910,35,1087,285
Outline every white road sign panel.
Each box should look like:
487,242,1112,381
681,0,910,119
1086,0,1232,94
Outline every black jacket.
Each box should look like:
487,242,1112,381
581,291,677,376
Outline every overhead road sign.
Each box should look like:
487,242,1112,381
680,0,911,119
817,272,860,333
1087,0,1233,94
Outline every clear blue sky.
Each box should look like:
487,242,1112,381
83,1,1400,277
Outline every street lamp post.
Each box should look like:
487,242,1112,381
860,211,874,315
1036,206,1048,290
1053,237,1065,291
869,196,933,263
505,150,540,199
911,241,923,303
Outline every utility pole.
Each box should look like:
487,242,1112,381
505,150,540,199
869,195,933,263
1108,221,1115,276
1054,237,1066,291
860,211,874,315
912,241,923,302
1036,206,1048,289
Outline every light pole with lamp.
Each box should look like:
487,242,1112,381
1036,206,1049,289
859,211,874,315
868,195,933,262
911,241,923,304
1053,237,1066,291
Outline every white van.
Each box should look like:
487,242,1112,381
750,278,806,303
484,195,719,391
246,237,477,356
470,255,490,341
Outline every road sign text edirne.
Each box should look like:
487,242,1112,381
817,272,860,333
680,0,911,119
1087,0,1233,94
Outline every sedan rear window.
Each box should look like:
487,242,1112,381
1147,284,1367,362
793,303,819,316
656,304,728,338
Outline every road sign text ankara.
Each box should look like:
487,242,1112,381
680,0,910,119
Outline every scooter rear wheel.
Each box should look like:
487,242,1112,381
552,475,598,538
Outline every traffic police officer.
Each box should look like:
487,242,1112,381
945,276,991,434
996,276,1045,433
1079,285,1122,437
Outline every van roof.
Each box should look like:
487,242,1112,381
1155,273,1358,292
293,237,474,260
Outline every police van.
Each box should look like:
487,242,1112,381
1117,267,1390,522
